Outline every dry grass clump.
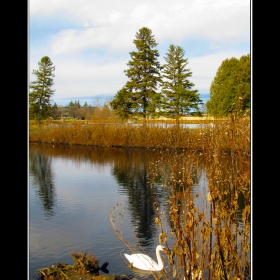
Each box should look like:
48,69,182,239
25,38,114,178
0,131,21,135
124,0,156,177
70,251,100,275
34,251,103,280
34,250,135,280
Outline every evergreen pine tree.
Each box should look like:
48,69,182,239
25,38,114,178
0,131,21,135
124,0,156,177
110,27,162,123
161,44,203,126
29,56,55,125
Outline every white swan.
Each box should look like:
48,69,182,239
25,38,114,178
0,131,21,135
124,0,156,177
124,245,167,271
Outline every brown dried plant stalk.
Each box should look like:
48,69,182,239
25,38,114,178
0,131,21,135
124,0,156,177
148,116,250,280
104,116,250,280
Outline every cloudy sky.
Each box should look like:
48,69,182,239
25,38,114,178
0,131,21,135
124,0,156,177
29,0,251,106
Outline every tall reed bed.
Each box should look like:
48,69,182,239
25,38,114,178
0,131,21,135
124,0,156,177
110,116,250,280
29,116,249,152
157,122,249,279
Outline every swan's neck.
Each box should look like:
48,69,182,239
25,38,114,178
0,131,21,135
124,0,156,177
156,247,164,269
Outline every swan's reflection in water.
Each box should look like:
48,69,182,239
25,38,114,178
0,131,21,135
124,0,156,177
127,267,168,279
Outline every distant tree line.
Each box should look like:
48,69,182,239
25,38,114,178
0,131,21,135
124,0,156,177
48,101,115,120
48,101,93,120
29,27,250,125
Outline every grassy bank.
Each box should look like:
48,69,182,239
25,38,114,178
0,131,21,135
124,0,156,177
29,116,250,152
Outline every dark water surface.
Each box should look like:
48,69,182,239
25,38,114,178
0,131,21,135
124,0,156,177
29,143,246,280
29,143,181,280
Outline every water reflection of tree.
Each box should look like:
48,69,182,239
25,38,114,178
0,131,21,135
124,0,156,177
28,143,246,237
29,148,56,218
111,148,162,247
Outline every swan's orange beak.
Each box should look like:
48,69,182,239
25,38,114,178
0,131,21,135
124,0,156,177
162,248,167,254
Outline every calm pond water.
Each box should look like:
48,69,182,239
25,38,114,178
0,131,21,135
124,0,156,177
28,143,246,280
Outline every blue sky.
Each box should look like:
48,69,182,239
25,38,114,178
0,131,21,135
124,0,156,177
29,0,251,107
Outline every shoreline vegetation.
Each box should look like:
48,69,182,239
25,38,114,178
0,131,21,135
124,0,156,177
29,116,250,151
30,115,251,280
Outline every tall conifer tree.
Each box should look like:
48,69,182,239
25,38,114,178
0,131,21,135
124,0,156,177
110,27,162,123
161,44,203,126
29,56,55,125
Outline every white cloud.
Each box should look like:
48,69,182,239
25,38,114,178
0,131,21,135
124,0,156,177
49,59,128,99
49,26,137,55
44,50,247,100
29,0,251,104
31,0,250,53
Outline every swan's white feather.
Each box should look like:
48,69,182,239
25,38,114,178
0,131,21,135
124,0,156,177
124,253,161,270
124,245,165,271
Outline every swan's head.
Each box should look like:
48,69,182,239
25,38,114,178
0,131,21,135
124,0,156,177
157,245,167,254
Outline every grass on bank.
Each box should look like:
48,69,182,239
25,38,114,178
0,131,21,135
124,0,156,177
29,116,250,152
